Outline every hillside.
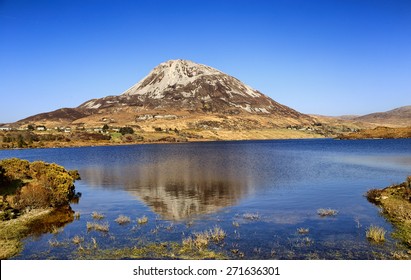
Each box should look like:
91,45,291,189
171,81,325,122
353,106,411,127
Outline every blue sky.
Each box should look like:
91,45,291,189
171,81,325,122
1,0,410,123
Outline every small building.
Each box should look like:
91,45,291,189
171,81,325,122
36,125,47,131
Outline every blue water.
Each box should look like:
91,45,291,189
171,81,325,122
1,138,410,259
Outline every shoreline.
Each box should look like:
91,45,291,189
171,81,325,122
0,134,328,151
366,177,411,259
2,136,410,152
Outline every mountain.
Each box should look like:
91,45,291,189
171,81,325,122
353,105,411,127
77,59,308,119
15,59,314,130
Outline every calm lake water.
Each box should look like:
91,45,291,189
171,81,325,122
1,138,411,259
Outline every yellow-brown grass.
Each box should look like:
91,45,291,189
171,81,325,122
115,215,131,225
137,215,148,225
86,221,109,233
366,225,386,243
91,212,105,220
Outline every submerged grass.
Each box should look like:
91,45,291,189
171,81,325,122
76,241,226,260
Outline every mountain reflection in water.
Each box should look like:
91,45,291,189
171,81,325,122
79,151,256,220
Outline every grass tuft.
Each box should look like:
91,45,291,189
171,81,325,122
232,221,240,227
91,212,105,220
115,215,131,225
191,232,210,249
137,215,148,225
209,226,226,242
297,228,310,234
317,208,338,217
72,235,84,245
48,239,60,247
366,225,386,243
86,221,109,233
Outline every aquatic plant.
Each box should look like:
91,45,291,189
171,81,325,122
137,215,148,225
91,212,105,220
303,237,314,245
297,228,309,234
191,233,209,249
48,239,60,247
86,222,109,233
184,226,227,251
317,208,338,217
366,225,386,243
115,215,131,225
209,226,226,242
72,235,84,244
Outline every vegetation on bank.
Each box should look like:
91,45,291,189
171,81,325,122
0,126,190,150
0,158,80,259
0,124,340,150
366,176,411,253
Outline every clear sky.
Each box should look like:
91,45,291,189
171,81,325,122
1,0,410,123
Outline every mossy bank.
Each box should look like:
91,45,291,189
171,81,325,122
366,176,411,258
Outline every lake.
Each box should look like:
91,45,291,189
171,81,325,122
1,138,411,259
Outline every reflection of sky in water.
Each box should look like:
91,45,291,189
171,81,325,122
333,155,411,172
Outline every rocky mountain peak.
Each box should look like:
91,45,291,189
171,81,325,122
118,59,264,99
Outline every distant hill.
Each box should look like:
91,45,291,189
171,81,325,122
353,105,411,127
17,108,91,126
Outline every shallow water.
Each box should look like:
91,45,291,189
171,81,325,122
1,138,410,259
